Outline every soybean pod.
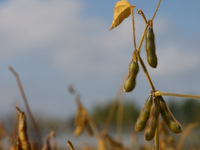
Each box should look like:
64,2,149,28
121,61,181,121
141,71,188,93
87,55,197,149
144,96,160,141
145,20,157,68
124,76,136,92
135,94,153,132
124,51,139,92
158,96,182,133
16,107,31,150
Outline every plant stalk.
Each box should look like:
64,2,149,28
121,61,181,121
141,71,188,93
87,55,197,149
117,92,125,142
102,82,124,135
136,53,155,91
137,9,147,24
155,91,200,99
137,24,148,54
8,66,43,148
131,6,137,50
152,0,162,21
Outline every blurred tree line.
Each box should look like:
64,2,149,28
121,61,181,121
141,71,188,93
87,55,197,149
168,98,200,124
2,98,200,137
91,98,200,126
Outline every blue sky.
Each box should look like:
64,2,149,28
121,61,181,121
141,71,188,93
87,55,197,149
0,0,200,119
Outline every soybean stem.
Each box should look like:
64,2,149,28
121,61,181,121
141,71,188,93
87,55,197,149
102,82,124,135
137,9,147,24
155,91,200,99
137,24,148,54
137,53,155,91
8,66,43,148
117,92,125,142
131,6,137,50
152,0,162,21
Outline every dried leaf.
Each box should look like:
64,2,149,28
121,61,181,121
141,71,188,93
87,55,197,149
73,120,85,136
84,120,93,136
74,100,88,136
110,0,134,30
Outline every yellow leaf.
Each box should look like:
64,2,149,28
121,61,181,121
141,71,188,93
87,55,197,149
110,0,134,30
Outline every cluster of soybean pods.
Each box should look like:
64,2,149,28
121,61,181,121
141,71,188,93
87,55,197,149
123,1,182,142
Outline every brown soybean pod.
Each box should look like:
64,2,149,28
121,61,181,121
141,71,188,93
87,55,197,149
16,107,31,150
124,59,139,92
10,137,22,150
158,96,182,133
145,20,157,68
144,96,160,141
135,95,153,132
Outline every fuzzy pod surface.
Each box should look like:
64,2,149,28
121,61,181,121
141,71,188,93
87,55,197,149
128,59,139,77
135,95,153,132
145,27,157,68
124,59,139,92
158,96,182,134
124,76,136,92
144,97,160,141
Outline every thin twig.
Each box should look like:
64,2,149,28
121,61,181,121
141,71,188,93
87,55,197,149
137,9,147,24
176,122,199,150
67,140,75,150
8,66,43,148
137,24,148,54
131,6,137,50
136,53,155,91
152,0,162,21
101,77,124,135
155,91,200,99
116,91,125,142
52,129,57,150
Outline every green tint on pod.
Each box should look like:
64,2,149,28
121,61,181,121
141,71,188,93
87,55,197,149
135,95,153,132
145,20,157,68
144,96,160,141
124,76,136,92
124,57,139,92
158,96,182,134
128,59,139,75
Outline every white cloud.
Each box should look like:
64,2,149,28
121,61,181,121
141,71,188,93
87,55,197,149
0,0,82,58
0,0,179,77
147,44,200,76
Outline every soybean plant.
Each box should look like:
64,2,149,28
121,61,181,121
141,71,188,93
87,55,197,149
109,0,200,149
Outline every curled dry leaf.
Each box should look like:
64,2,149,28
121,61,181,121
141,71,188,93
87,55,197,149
73,100,94,136
110,0,135,30
73,103,87,136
